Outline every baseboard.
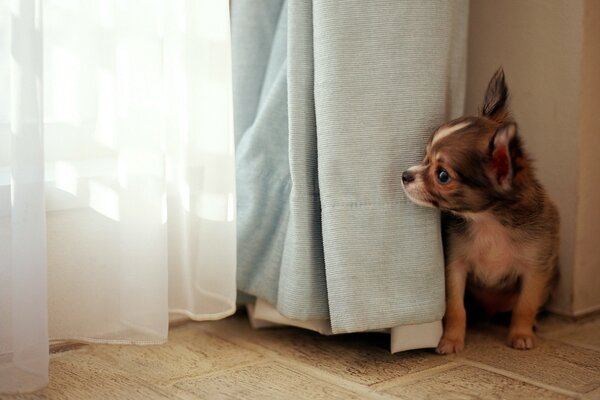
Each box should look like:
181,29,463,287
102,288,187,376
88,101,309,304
545,303,600,319
572,303,600,318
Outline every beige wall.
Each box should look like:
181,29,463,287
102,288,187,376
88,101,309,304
573,0,600,315
467,0,599,316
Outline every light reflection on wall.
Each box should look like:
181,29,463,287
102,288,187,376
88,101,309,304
49,47,80,122
55,161,78,196
94,70,117,150
88,180,119,221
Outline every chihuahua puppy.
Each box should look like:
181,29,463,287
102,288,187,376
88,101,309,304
402,68,559,353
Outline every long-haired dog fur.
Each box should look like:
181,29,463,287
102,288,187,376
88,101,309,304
402,68,559,353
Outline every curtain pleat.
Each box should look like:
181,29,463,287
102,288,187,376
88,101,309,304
0,0,49,393
234,0,468,335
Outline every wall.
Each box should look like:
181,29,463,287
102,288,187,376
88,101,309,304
573,0,600,315
466,0,599,316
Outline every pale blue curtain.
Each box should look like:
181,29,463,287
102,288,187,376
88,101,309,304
233,0,468,334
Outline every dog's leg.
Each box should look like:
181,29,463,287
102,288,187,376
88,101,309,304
508,270,548,350
437,259,468,354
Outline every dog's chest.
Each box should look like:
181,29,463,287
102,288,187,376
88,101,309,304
463,216,518,285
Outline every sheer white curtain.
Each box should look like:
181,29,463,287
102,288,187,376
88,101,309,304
0,0,236,393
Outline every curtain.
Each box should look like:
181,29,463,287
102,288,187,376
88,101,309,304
0,0,236,394
233,0,468,346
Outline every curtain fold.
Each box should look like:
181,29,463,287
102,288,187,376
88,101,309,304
0,0,48,393
234,0,468,336
1,0,236,394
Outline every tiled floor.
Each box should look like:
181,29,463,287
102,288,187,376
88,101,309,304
2,311,600,399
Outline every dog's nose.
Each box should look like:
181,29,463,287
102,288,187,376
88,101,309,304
402,171,414,184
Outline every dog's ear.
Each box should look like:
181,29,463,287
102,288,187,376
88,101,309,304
487,123,517,191
481,67,509,122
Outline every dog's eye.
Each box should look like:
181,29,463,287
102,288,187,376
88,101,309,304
436,168,451,184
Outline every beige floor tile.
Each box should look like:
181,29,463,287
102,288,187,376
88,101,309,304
172,361,372,400
544,316,600,351
381,364,573,400
200,314,449,386
583,386,600,400
47,351,172,399
0,393,47,400
536,313,578,336
460,326,600,394
85,326,263,386
4,312,600,399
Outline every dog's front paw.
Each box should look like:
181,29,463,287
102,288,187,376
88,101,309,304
508,331,535,350
436,336,464,354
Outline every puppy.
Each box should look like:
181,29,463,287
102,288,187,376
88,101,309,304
402,68,559,353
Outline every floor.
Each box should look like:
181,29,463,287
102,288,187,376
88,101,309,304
2,311,600,400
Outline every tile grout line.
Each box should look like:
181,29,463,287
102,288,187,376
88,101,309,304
536,314,600,339
223,326,584,400
543,337,600,353
200,322,588,398
563,341,600,353
164,359,305,400
254,351,399,399
154,358,268,389
368,361,463,392
197,327,399,400
251,350,401,400
459,358,581,398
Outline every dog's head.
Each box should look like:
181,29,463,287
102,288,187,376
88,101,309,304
402,68,529,214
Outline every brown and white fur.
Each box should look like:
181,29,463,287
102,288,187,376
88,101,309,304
402,68,559,353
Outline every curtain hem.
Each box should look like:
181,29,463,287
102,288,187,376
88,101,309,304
247,298,442,351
